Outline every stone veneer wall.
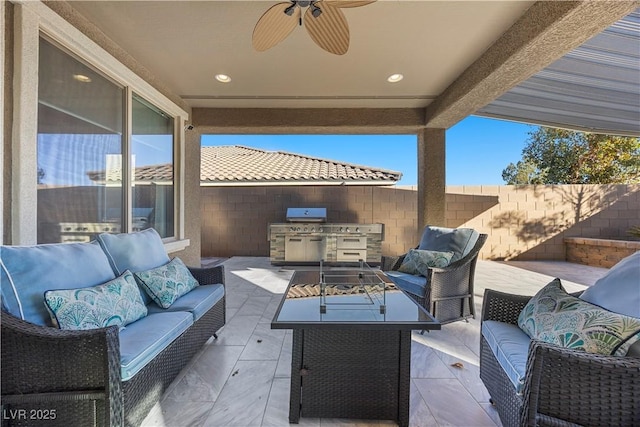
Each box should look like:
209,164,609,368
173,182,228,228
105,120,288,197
564,237,640,268
201,184,639,261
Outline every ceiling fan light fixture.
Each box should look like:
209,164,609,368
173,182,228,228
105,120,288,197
387,73,404,83
215,74,232,83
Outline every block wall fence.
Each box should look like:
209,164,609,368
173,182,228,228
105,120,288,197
200,184,639,262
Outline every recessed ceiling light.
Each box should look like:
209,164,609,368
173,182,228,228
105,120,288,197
387,73,403,83
73,74,92,83
215,74,232,83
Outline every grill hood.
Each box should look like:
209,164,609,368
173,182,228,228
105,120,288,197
286,208,327,223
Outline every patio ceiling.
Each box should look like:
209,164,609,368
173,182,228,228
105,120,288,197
65,1,639,135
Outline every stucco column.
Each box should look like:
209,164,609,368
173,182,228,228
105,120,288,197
417,128,446,229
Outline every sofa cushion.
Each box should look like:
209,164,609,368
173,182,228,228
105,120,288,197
44,270,147,330
97,228,169,275
134,258,199,309
482,320,530,394
96,228,170,304
518,279,640,356
0,242,116,326
119,311,193,381
580,251,640,318
385,270,428,299
418,226,479,262
397,249,454,275
146,284,224,321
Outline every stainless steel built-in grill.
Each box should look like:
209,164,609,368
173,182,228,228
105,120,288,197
269,208,384,265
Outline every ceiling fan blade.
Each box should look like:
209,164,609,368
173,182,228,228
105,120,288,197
252,2,300,52
323,0,376,8
304,2,349,55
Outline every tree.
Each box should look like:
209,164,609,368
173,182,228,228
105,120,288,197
502,127,640,184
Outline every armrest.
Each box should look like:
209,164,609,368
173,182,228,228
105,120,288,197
481,289,532,325
522,340,640,426
188,264,225,287
1,310,122,424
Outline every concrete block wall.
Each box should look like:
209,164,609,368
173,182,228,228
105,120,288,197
201,184,639,261
201,185,418,258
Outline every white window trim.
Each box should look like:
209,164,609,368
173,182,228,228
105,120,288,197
12,1,189,249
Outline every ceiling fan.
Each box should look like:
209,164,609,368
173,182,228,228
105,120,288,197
252,0,376,55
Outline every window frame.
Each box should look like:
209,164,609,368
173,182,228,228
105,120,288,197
13,2,189,251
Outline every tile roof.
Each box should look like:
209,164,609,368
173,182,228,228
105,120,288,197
200,146,402,186
87,145,402,186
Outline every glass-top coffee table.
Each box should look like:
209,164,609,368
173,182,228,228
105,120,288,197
272,261,441,426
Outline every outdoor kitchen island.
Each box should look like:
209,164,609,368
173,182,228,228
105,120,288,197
272,262,440,426
269,208,384,265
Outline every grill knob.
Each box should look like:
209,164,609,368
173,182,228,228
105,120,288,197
319,227,323,232
356,227,360,233
346,227,351,233
304,227,308,232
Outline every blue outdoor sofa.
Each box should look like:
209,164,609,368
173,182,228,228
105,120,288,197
1,228,225,427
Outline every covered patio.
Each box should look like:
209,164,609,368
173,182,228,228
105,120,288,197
139,257,607,427
2,1,638,426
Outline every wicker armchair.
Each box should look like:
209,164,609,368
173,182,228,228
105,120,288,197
480,288,640,427
1,264,225,427
383,227,487,324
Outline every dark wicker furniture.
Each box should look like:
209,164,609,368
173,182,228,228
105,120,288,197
480,288,640,427
383,233,487,324
1,265,225,427
272,269,440,427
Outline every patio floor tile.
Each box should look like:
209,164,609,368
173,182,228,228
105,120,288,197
141,257,601,427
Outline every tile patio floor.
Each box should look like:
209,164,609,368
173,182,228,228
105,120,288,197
141,257,607,427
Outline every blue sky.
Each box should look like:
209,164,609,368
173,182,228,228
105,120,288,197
201,116,535,186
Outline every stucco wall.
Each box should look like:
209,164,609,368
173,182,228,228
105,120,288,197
201,184,639,261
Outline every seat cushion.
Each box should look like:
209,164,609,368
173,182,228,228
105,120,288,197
119,311,193,381
44,271,147,330
97,228,170,304
580,251,640,318
0,241,116,325
482,320,531,394
385,270,428,298
418,226,479,262
519,279,640,356
146,284,224,321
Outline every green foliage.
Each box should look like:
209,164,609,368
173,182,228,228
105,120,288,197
502,127,640,185
628,226,640,238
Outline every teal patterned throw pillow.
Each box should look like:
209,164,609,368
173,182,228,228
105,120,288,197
398,249,454,276
134,258,199,308
44,271,147,330
518,279,640,356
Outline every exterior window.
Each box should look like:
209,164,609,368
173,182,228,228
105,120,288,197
132,94,175,238
36,38,178,243
37,37,124,243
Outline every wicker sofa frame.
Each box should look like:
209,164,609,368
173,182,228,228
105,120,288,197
480,288,640,427
383,233,487,324
1,265,225,427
